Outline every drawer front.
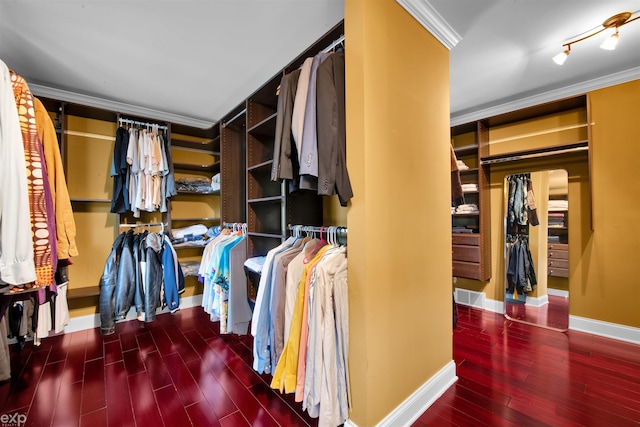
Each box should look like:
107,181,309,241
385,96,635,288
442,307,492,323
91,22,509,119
453,245,481,263
452,261,481,280
452,234,480,246
547,258,569,269
548,249,568,260
548,267,569,278
548,243,568,251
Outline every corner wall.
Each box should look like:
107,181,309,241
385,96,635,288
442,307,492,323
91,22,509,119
345,0,453,425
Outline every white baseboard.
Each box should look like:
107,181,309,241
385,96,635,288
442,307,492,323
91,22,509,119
569,315,640,346
525,294,549,308
63,294,204,334
547,288,569,298
375,360,457,427
457,290,638,345
344,420,359,427
485,298,504,314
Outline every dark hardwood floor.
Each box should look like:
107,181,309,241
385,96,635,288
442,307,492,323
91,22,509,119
415,304,640,426
505,294,569,330
0,307,318,427
1,303,638,426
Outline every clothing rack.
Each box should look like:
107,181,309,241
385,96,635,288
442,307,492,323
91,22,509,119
119,222,165,233
322,34,345,53
118,117,168,131
480,141,588,166
223,222,247,233
288,224,347,245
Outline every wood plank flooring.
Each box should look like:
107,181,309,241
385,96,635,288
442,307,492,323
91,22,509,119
0,308,317,427
1,304,638,426
414,304,640,426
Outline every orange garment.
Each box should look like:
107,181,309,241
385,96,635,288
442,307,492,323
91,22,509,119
11,72,53,287
295,247,336,401
271,245,329,393
33,97,78,259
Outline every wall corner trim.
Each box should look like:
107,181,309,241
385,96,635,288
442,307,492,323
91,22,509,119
450,66,640,126
375,360,457,427
395,0,461,50
569,315,640,346
28,83,215,129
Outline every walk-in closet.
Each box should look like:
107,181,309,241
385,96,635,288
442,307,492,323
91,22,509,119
1,1,639,426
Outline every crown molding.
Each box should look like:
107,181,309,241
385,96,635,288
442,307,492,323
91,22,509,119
450,67,640,126
396,0,461,50
28,83,215,129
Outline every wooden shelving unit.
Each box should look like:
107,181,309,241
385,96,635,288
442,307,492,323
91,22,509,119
451,121,491,281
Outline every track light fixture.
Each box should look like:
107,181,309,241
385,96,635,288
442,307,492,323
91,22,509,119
553,11,639,65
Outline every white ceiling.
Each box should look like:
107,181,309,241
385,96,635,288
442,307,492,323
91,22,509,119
1,0,639,128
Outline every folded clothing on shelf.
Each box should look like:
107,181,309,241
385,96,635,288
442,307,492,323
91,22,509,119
172,223,208,240
461,183,478,192
244,256,267,274
548,200,568,211
211,173,220,191
175,175,217,193
180,261,201,277
457,159,469,171
455,203,479,213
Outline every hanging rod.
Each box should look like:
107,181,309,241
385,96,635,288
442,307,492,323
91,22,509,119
119,117,167,130
223,222,247,229
480,142,588,166
222,222,247,233
322,35,345,53
288,224,348,244
222,108,247,128
119,222,165,233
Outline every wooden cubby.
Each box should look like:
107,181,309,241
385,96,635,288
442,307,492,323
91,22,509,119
451,121,491,281
452,94,590,284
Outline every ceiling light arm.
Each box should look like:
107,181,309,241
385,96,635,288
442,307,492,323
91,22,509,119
562,14,639,49
553,11,639,64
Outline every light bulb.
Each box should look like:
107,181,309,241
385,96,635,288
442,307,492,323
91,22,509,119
600,31,619,50
553,49,570,65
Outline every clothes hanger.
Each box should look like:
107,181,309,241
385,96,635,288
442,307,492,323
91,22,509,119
304,226,328,263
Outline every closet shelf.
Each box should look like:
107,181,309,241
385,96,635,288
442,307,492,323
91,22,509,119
70,198,111,203
173,161,221,174
480,141,588,166
171,217,220,222
171,136,220,153
67,286,101,299
248,159,274,172
452,213,480,217
248,196,283,204
247,112,277,137
175,189,220,196
454,144,479,157
173,242,208,250
459,168,479,174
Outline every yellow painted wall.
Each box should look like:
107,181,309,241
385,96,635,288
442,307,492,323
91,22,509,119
579,80,640,327
456,79,640,328
345,1,452,425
